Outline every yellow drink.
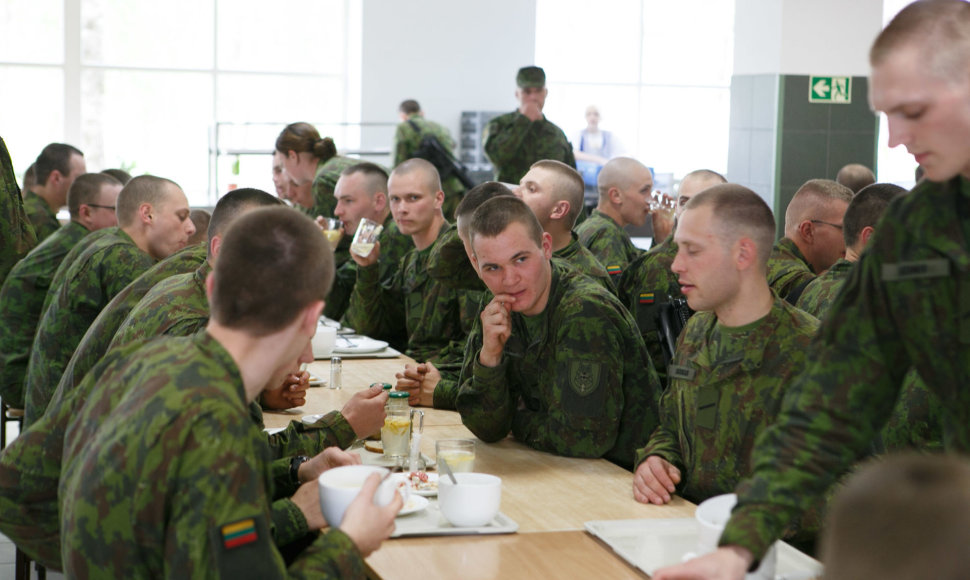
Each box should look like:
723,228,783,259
438,449,475,473
323,230,342,245
351,242,375,257
381,416,411,458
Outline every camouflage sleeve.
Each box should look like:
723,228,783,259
874,369,944,453
456,355,517,443
286,529,366,579
0,136,36,283
346,259,406,342
634,387,686,473
720,251,907,560
483,114,532,171
269,498,309,548
264,413,356,459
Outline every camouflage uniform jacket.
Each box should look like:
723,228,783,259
636,297,820,504
326,217,413,337
574,210,643,280
22,190,59,244
0,221,88,408
57,242,207,394
455,261,661,469
0,136,37,283
311,155,361,219
482,111,576,184
349,222,466,364
554,232,614,292
793,258,943,454
59,332,365,578
721,176,970,561
23,227,155,427
766,237,816,302
616,234,681,385
394,114,465,220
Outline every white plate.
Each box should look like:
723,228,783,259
264,427,285,436
301,414,325,425
406,472,439,497
332,337,389,354
307,372,326,387
397,495,429,517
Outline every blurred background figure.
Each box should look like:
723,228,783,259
187,208,210,245
835,163,875,193
574,105,623,189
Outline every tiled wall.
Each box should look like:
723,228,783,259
728,74,780,214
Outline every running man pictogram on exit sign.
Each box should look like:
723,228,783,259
809,76,851,104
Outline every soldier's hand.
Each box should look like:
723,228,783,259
479,294,513,367
341,383,389,438
395,362,440,407
350,240,381,267
299,447,362,483
519,102,543,122
651,547,753,580
259,371,309,410
291,481,327,530
633,455,681,505
340,473,403,557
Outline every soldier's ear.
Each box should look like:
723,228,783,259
736,237,757,271
608,187,623,206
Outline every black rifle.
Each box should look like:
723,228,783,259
657,298,694,370
408,120,476,190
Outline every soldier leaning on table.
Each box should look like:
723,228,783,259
56,207,400,577
455,196,661,470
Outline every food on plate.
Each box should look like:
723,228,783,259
408,471,438,493
363,440,383,454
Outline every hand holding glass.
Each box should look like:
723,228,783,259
351,218,383,258
321,218,343,246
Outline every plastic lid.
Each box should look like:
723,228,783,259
389,391,409,398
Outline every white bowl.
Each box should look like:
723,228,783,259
437,472,501,527
317,465,396,527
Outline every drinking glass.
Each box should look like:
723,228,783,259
351,218,383,257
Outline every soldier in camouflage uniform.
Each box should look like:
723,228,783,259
634,185,820,511
575,157,653,282
766,179,853,302
21,143,87,245
0,173,121,408
22,175,196,427
275,121,361,219
483,66,576,184
618,169,727,385
58,207,400,577
394,99,466,219
0,137,37,284
516,159,613,289
455,196,660,470
348,159,467,365
653,4,970,577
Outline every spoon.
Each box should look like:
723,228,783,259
439,456,458,485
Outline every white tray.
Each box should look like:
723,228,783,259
392,497,518,538
584,518,822,580
314,345,402,360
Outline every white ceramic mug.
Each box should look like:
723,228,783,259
437,473,501,527
691,494,777,580
312,324,337,359
317,465,405,527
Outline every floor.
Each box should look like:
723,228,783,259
0,422,65,579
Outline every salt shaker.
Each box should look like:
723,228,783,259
329,356,342,390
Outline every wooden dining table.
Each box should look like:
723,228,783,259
262,355,699,579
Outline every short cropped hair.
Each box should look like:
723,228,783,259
208,188,283,243
455,182,515,237
341,162,390,195
596,157,650,199
392,158,442,193
680,169,726,191
530,159,585,227
784,179,854,234
22,163,36,193
115,175,181,228
871,0,970,82
822,454,970,580
275,122,337,163
399,99,421,115
101,168,133,185
34,143,83,184
469,195,544,251
835,163,876,193
67,173,121,218
686,184,776,270
842,183,905,248
211,207,333,336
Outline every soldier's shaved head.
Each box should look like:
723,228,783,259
783,179,854,236
392,158,442,193
870,0,970,81
842,183,905,250
340,162,389,198
596,157,650,199
207,188,282,243
455,182,515,239
835,163,876,194
685,184,776,270
470,195,545,251
676,169,727,217
528,160,585,227
115,175,182,228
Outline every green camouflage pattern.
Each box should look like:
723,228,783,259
59,332,366,578
427,226,484,292
325,217,413,332
637,297,820,505
394,114,466,220
0,221,88,408
23,227,155,427
349,222,467,364
311,155,362,219
574,210,643,280
721,176,970,561
553,233,614,292
21,190,59,244
455,261,661,469
57,242,207,394
794,258,854,318
766,237,816,301
0,136,36,283
794,257,943,454
616,234,681,385
482,111,576,184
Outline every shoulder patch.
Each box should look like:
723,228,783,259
209,514,280,579
668,364,696,381
606,265,623,276
882,258,950,281
221,518,258,549
569,360,601,396
638,292,655,304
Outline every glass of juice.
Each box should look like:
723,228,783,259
351,218,383,257
436,439,476,473
321,218,343,246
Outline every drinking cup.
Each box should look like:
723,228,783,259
351,218,383,257
311,324,337,358
317,465,398,527
438,473,501,527
436,439,475,473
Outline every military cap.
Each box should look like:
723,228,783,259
516,66,546,88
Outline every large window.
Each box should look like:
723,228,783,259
535,0,735,187
1,0,355,205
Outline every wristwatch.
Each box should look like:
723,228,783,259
289,455,309,487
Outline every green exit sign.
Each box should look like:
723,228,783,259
809,76,852,104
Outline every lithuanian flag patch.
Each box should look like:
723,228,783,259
606,265,622,275
639,292,655,304
221,518,258,549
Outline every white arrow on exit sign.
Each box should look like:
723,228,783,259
809,76,851,104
